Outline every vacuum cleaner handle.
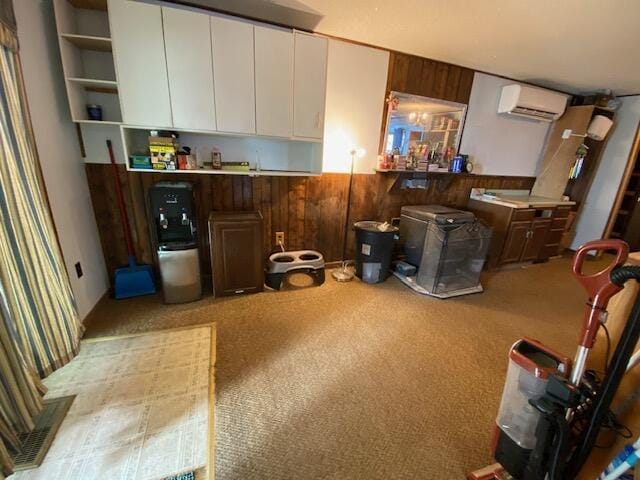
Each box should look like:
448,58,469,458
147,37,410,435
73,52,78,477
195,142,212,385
572,239,629,348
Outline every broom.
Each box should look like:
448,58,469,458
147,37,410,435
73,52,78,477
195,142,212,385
107,140,156,299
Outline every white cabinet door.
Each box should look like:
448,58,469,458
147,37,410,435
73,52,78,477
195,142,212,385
254,26,293,138
293,33,327,139
109,0,172,127
163,7,216,131
210,16,255,134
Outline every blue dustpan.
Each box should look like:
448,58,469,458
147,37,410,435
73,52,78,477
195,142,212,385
107,139,157,299
114,255,156,299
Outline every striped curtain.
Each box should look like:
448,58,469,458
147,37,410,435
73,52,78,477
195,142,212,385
0,5,83,476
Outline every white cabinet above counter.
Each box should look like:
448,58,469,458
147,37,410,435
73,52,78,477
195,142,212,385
67,0,329,175
104,0,329,140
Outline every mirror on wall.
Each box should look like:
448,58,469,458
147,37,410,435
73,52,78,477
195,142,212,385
382,91,467,170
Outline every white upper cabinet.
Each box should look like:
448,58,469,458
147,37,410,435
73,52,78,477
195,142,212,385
293,33,328,139
210,16,255,134
109,0,172,127
254,26,294,138
163,7,216,131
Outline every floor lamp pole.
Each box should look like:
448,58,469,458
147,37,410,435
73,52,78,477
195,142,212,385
332,150,357,282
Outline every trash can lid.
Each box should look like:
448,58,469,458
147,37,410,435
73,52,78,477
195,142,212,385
400,205,475,224
354,221,399,233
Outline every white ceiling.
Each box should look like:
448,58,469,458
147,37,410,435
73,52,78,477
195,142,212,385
300,0,640,96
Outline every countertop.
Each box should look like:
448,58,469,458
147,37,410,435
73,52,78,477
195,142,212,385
470,193,576,209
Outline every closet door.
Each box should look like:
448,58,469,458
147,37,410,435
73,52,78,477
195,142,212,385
254,26,293,137
210,16,255,134
293,33,327,139
163,7,216,131
109,0,172,127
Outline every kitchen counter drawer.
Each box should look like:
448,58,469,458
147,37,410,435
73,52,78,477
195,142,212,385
546,228,564,245
551,217,568,230
554,206,572,218
511,209,535,222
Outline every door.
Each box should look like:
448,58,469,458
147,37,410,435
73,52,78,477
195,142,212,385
293,33,327,139
210,16,255,134
500,221,531,264
163,7,216,131
254,25,294,137
521,219,551,261
109,0,172,127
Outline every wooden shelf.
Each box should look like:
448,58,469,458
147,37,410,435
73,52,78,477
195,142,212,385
429,128,458,133
60,33,111,52
66,77,117,94
375,169,473,176
68,0,107,11
618,209,630,215
624,190,635,196
375,168,473,192
76,119,122,126
126,167,320,177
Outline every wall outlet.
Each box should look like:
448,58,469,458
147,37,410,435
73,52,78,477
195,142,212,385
74,262,83,279
275,232,285,246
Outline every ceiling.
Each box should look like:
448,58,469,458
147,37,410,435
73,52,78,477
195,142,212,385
298,0,640,96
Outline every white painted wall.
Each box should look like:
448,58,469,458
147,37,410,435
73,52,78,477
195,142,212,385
571,96,640,250
322,39,389,174
15,0,109,320
459,73,568,176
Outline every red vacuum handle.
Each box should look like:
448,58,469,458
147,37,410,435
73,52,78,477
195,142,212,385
572,239,629,347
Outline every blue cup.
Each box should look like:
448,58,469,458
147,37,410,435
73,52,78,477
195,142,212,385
86,104,102,121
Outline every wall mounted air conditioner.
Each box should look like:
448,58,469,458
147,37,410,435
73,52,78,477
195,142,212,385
498,84,567,122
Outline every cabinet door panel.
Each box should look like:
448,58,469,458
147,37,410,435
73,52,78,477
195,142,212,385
254,26,293,137
211,16,255,134
212,222,263,295
293,33,327,139
500,221,530,264
109,0,172,127
522,220,551,261
163,7,216,131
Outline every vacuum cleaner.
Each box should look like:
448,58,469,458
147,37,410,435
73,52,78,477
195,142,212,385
469,239,640,480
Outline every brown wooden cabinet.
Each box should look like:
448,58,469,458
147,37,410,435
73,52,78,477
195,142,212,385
501,221,531,263
209,211,264,296
468,199,571,269
500,219,551,264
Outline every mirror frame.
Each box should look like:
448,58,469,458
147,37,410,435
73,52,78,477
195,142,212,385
381,91,468,156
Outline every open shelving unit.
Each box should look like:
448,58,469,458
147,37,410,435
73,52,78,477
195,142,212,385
375,168,472,192
54,0,122,124
121,126,323,177
605,124,640,245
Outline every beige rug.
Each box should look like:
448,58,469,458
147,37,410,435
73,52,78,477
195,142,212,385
215,259,597,479
10,327,211,480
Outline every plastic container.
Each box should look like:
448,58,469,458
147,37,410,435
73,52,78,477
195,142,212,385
354,221,398,284
86,104,102,121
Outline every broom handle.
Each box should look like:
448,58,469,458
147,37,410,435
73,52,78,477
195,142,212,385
107,140,135,260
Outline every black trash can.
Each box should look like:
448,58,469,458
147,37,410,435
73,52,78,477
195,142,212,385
354,221,399,284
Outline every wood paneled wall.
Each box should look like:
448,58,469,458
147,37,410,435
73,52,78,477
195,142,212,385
84,50,537,281
86,165,534,279
387,52,475,104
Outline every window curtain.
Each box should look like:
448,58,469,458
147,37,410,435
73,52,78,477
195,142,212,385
0,2,83,476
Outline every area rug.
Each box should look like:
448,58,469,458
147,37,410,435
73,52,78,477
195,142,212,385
215,261,592,479
10,327,211,480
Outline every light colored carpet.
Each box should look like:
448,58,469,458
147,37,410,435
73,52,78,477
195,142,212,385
10,328,210,480
214,258,605,479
